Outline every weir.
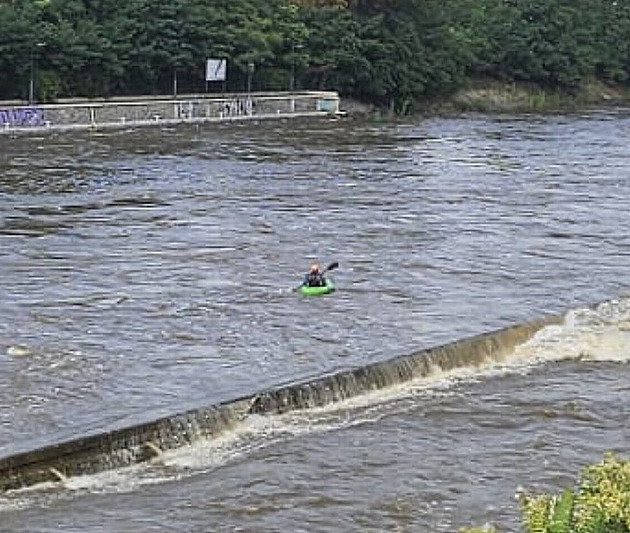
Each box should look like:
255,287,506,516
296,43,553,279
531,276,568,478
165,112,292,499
0,313,563,493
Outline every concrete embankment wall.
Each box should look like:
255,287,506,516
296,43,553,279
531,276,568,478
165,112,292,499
0,91,341,135
0,313,563,492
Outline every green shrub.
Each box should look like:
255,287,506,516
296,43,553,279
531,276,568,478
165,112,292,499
464,454,630,533
518,453,630,533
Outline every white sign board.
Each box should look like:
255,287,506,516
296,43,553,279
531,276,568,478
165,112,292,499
206,59,227,82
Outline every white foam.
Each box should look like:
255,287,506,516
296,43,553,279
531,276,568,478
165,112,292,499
6,344,32,357
159,415,273,470
512,298,630,364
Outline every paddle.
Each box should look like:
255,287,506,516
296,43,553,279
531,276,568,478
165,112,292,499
321,261,339,274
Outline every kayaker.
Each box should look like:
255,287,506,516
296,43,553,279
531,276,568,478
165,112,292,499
304,263,326,287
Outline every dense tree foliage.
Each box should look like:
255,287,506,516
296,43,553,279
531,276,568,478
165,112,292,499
2,0,630,111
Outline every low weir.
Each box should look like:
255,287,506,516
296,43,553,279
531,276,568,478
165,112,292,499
0,313,563,492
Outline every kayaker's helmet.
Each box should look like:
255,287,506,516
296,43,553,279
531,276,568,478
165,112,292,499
310,263,320,273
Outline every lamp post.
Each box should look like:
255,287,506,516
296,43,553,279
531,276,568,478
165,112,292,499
29,42,46,104
290,43,303,92
247,62,255,95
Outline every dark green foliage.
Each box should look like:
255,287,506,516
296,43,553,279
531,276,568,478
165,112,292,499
1,0,630,111
465,0,591,92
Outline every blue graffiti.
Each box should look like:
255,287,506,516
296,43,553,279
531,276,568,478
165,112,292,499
0,106,44,127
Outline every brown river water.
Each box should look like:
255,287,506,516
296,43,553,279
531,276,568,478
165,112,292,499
1,111,630,531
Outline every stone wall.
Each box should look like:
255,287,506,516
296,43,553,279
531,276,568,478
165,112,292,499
0,91,341,134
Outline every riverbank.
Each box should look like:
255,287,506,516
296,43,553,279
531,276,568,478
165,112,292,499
0,91,341,136
445,78,630,113
339,78,630,118
2,80,627,137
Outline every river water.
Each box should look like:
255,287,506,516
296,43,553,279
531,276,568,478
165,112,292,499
1,111,630,532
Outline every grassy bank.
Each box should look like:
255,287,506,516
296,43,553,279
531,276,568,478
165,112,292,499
447,78,630,113
422,76,630,115
342,78,630,118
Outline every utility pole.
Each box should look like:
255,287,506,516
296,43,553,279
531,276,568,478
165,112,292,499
247,62,255,95
29,42,46,104
290,43,303,92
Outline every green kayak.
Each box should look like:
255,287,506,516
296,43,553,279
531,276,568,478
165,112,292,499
299,279,335,296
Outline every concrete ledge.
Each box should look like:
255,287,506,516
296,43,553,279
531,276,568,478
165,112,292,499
0,91,342,136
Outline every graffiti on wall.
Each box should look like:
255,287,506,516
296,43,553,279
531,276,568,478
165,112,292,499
222,98,254,117
0,106,44,127
176,101,195,119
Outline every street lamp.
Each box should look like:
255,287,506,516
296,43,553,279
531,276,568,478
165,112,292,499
290,43,303,92
247,62,255,95
29,42,46,104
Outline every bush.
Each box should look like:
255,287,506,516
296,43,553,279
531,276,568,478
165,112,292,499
518,453,630,533
464,453,630,533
